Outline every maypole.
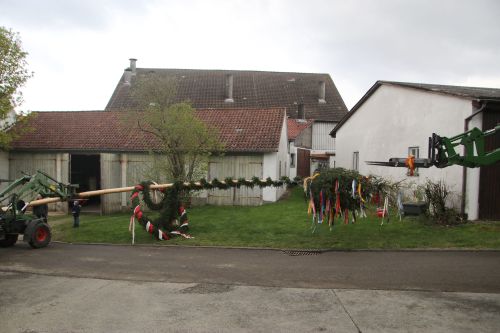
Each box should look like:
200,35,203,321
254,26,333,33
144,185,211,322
27,176,299,242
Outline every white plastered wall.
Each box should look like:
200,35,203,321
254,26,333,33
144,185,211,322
335,84,473,208
263,115,288,202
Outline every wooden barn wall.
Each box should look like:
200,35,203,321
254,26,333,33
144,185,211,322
121,153,157,210
208,155,263,206
9,152,69,212
126,153,156,186
312,122,336,150
100,153,121,214
479,106,500,220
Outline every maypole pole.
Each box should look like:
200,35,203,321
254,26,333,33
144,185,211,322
27,176,299,242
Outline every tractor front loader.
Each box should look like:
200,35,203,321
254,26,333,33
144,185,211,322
366,125,500,170
0,171,78,248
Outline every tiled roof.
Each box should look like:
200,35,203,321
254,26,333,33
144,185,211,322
11,108,285,153
11,111,158,152
105,68,347,122
197,108,285,152
287,118,313,140
381,81,500,100
330,80,500,137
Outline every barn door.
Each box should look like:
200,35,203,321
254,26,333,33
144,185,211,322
479,108,500,219
208,155,263,205
296,148,311,177
207,158,234,205
234,158,263,206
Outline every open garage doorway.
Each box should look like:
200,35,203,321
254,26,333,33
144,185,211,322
70,154,101,213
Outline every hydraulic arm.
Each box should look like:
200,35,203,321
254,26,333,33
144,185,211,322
366,125,499,169
0,170,78,207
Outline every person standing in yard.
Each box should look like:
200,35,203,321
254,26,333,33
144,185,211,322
33,194,48,223
72,201,81,228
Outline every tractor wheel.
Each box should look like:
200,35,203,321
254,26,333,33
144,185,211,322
27,222,51,249
0,234,19,247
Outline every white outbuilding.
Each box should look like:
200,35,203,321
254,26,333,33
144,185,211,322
331,81,500,220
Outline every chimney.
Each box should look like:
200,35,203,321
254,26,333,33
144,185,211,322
123,68,132,86
297,103,305,119
225,74,234,103
129,58,137,74
318,80,326,104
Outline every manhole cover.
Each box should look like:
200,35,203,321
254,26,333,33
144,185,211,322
282,250,322,256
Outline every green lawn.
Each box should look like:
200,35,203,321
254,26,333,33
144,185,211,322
50,188,500,249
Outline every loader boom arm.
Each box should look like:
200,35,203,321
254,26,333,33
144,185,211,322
431,125,499,168
366,125,499,169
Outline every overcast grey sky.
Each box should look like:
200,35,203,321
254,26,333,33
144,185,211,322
1,0,499,111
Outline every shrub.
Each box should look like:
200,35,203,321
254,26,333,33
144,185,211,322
422,180,461,225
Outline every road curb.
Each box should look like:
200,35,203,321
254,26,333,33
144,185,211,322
50,241,500,252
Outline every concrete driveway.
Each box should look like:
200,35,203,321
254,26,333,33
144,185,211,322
1,243,499,332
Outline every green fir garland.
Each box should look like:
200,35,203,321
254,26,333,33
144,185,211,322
130,176,300,240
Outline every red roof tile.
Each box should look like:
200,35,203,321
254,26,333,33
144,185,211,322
197,108,285,152
287,119,313,140
11,108,285,153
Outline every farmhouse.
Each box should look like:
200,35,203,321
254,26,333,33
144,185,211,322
331,81,500,220
4,59,348,213
9,108,288,213
107,59,347,176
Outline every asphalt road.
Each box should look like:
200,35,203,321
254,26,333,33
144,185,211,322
1,242,500,293
1,243,500,332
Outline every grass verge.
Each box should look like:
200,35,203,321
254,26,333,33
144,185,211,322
50,188,500,249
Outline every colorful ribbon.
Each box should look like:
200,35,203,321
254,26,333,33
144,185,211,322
406,155,415,176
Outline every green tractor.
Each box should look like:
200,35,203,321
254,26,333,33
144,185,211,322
0,171,78,248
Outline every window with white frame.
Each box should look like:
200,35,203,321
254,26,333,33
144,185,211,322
408,146,419,159
290,153,296,168
352,151,359,171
